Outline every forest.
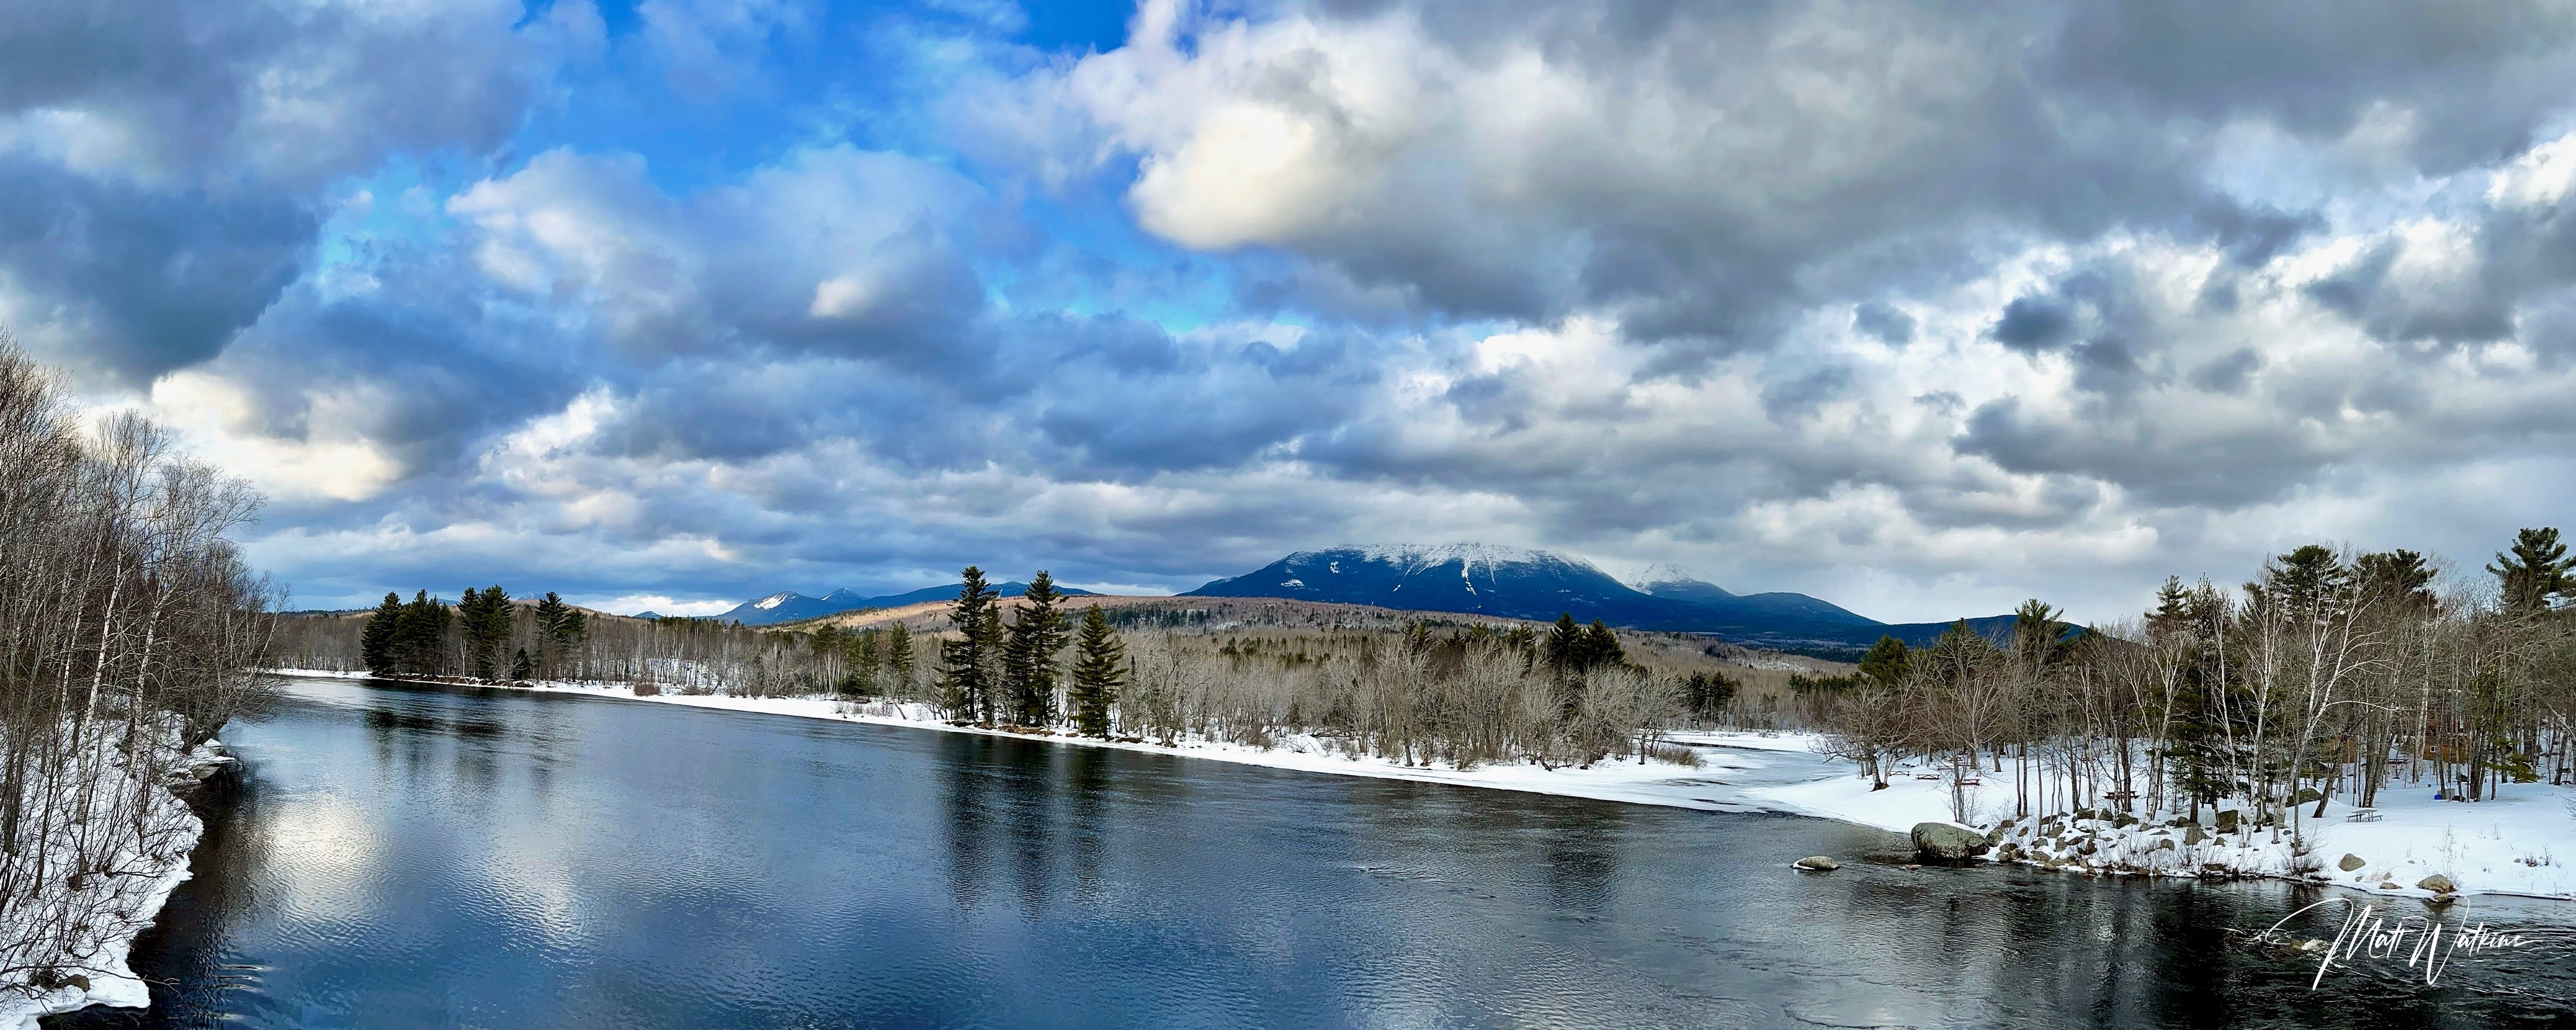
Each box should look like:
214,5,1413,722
0,343,275,1005
273,519,2576,844
277,568,1747,772
1811,536,2576,836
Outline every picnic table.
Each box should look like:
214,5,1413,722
2346,808,2383,823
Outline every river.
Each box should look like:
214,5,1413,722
44,675,2576,1028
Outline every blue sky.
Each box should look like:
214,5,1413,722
12,0,2576,621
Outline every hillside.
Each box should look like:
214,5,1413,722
1181,544,2005,652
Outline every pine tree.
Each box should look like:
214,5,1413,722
1857,635,1910,685
2356,549,2436,612
458,585,513,680
1002,571,1069,726
360,591,402,672
392,590,452,675
1578,620,1623,670
2488,527,2572,616
938,567,1003,722
532,591,585,677
1067,605,1126,738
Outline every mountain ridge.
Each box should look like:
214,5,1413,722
1184,544,2008,651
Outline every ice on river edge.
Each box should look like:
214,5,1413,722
270,669,2576,905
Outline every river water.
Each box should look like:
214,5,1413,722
43,675,2576,1028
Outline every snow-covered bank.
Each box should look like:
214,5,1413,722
270,670,1835,814
1749,756,2576,901
2,739,229,1030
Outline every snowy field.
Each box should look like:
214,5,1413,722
268,671,2576,903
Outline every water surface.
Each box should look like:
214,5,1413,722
49,676,2576,1028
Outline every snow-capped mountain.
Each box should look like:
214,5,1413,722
1186,544,1996,650
713,581,1095,626
1624,563,1737,604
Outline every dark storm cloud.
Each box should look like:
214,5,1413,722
0,161,314,381
0,0,544,384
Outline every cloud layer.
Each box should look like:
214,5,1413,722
14,0,2576,622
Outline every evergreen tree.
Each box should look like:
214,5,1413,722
1682,671,1737,719
392,590,452,675
886,622,916,689
1067,605,1127,738
1542,613,1584,672
938,567,1003,721
1857,635,1911,686
2356,549,2436,612
532,591,585,676
360,591,402,672
1001,571,1069,726
843,629,881,695
458,585,513,680
1578,620,1623,670
510,647,534,681
2488,527,2572,615
2007,598,2068,672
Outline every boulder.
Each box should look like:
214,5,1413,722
2416,874,2456,894
2338,854,2367,872
1793,855,1840,871
1983,823,2009,845
1911,822,1986,861
2295,787,2325,804
2182,825,2206,846
2154,838,2176,851
2214,809,2241,833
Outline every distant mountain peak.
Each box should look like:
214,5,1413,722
1342,542,1591,574
750,591,805,611
1625,563,1737,602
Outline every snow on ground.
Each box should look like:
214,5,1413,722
3,738,227,1030
268,671,2576,903
1750,755,2576,901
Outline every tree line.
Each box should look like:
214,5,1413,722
1813,531,2576,840
0,342,275,1003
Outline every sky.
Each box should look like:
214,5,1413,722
10,0,2576,622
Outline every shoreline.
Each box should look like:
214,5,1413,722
265,669,2576,904
3,743,231,1030
267,669,1834,815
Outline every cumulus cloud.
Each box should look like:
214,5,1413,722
21,0,2576,624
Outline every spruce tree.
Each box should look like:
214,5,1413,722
1067,605,1126,738
1002,571,1068,726
938,567,1003,721
360,591,402,672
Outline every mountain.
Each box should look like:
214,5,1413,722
1626,563,1735,604
714,581,1096,626
1184,544,2008,653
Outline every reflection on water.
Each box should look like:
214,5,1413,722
45,675,2576,1028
